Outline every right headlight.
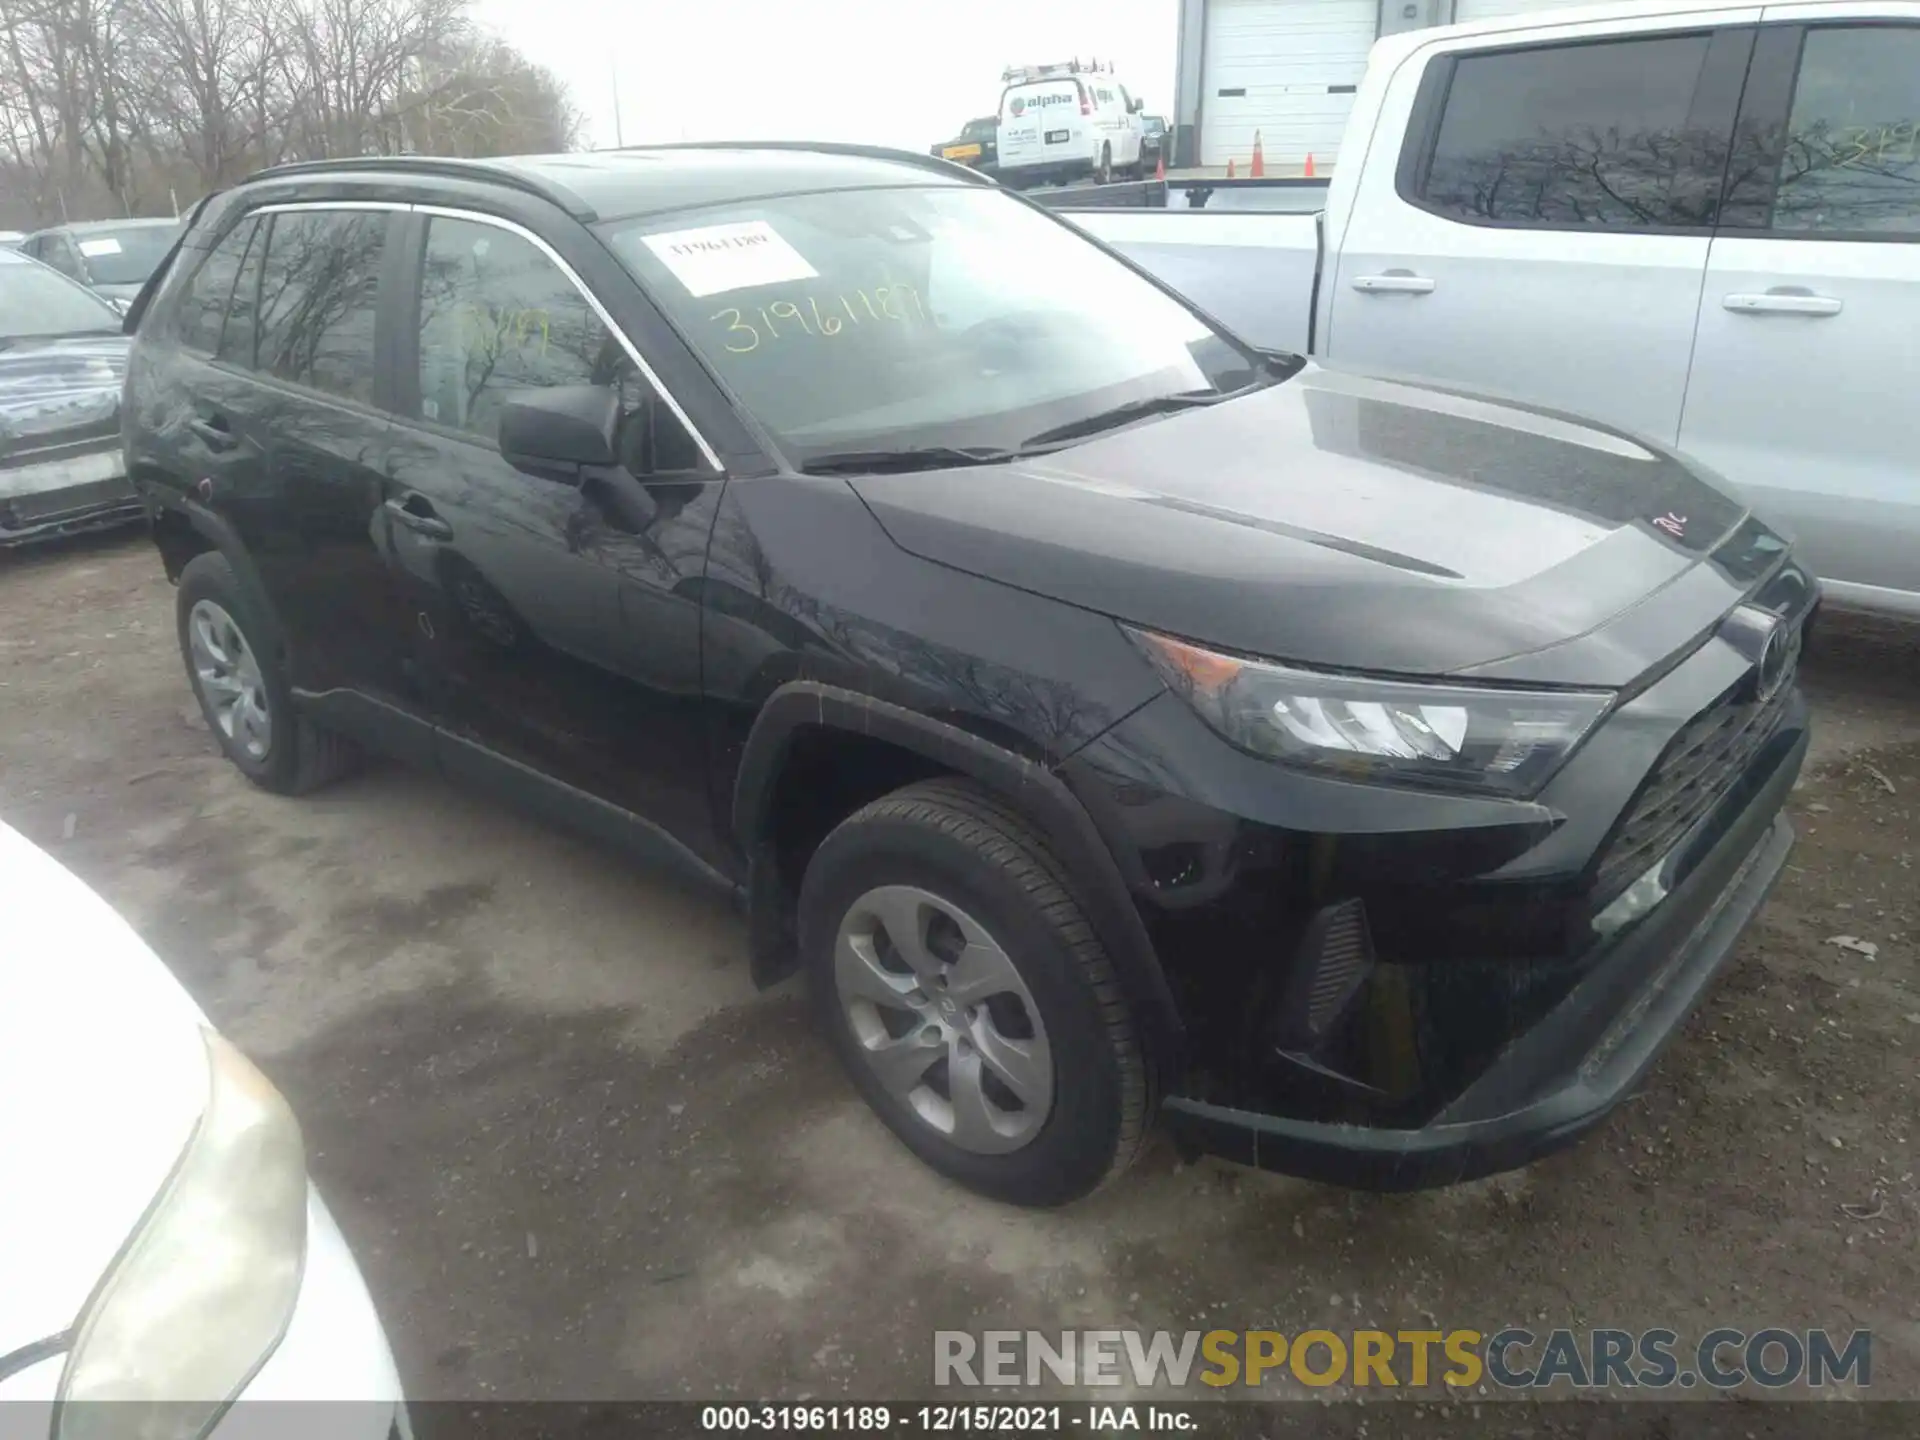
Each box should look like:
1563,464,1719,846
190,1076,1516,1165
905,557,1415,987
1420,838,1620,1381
1127,626,1612,798
55,1029,307,1440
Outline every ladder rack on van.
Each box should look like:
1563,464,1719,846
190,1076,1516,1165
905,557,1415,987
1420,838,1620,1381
1000,59,1115,84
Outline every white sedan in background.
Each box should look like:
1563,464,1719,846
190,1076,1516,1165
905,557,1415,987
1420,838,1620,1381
0,821,407,1440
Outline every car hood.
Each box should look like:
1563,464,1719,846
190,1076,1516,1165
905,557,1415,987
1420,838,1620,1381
0,334,128,461
0,822,209,1359
849,365,1753,682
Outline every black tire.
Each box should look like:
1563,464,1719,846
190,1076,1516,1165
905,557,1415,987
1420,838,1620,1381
175,551,359,795
799,778,1151,1206
1094,143,1113,185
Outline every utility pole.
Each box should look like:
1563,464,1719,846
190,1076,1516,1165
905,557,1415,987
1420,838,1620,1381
611,60,625,148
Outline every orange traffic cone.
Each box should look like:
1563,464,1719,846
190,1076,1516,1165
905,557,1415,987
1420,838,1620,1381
1226,157,1236,178
1305,152,1316,178
1250,131,1266,178
1155,151,1165,181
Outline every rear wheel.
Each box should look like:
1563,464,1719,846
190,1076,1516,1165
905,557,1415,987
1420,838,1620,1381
176,552,358,795
799,778,1150,1206
1093,143,1113,185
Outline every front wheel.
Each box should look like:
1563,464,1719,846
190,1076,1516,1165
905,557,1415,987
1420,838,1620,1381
1093,143,1113,185
799,779,1151,1206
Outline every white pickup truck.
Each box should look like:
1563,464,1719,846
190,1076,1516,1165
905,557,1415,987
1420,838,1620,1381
1049,0,1920,621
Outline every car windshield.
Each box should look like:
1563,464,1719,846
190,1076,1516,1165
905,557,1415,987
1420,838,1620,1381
1145,117,1167,136
0,257,122,341
962,119,995,141
598,185,1261,463
73,223,179,285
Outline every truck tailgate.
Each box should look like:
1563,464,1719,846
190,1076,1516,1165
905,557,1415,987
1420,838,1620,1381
1063,210,1322,355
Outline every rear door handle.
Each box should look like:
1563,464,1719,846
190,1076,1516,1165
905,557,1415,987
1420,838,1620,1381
384,494,453,541
1723,290,1842,317
187,415,238,451
1351,273,1436,295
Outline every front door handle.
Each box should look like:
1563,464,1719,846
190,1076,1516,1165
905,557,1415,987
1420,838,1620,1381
1351,273,1436,295
384,494,453,541
1723,290,1843,317
187,415,238,451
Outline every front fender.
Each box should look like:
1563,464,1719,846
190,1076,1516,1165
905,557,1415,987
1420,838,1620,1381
732,681,1185,1077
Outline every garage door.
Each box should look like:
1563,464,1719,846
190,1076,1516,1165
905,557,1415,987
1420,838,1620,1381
1200,0,1378,169
1451,0,1612,23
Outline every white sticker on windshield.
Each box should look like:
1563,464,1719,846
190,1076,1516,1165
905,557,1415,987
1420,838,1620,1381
641,220,818,298
78,237,124,257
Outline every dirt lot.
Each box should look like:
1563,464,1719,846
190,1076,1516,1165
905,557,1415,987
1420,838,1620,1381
2,531,1916,1405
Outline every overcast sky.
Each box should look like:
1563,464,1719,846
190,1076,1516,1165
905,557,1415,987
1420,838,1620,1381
470,0,1179,152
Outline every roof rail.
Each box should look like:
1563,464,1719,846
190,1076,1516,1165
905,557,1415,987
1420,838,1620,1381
609,139,997,187
237,155,597,220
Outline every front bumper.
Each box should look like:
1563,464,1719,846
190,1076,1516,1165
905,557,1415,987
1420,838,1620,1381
0,446,140,545
1059,558,1814,1189
1162,753,1798,1190
0,1188,406,1437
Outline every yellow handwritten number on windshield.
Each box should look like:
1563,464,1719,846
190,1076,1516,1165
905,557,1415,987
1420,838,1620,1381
713,308,760,353
710,284,926,355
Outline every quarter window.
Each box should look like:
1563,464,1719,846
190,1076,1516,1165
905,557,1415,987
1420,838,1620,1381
254,210,389,404
1413,34,1725,229
176,219,257,354
1771,25,1920,236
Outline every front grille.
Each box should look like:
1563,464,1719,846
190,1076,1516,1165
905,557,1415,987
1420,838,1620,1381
1594,645,1800,897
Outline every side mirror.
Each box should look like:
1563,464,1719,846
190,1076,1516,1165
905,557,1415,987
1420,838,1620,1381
1130,98,1144,114
498,385,620,478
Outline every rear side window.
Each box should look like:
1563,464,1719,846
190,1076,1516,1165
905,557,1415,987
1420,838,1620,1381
1411,34,1724,229
255,210,389,404
1771,25,1920,236
175,219,258,354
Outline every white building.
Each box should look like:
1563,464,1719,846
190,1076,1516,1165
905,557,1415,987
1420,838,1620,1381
1169,0,1602,168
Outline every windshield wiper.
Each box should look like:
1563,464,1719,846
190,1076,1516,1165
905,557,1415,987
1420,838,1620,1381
1018,390,1230,448
800,445,1025,476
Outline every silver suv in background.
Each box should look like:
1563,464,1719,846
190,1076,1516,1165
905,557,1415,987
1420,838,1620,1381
18,217,183,310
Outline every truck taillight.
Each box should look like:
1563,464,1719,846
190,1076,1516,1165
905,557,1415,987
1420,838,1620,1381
1079,94,1091,116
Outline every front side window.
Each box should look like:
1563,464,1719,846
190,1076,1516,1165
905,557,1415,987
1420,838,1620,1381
598,185,1259,463
255,210,388,404
176,219,258,354
1771,25,1920,236
1414,34,1725,228
414,216,703,471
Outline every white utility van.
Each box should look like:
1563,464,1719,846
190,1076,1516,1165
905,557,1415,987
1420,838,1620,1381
995,61,1145,188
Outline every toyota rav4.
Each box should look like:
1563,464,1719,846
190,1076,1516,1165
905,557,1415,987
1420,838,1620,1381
122,144,1813,1206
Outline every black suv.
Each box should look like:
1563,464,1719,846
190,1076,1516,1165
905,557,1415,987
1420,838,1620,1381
124,145,1813,1206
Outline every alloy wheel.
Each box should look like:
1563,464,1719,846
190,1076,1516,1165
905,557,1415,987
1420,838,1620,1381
833,884,1054,1154
188,598,272,761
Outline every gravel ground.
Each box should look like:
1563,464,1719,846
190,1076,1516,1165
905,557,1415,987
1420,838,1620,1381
1,531,1915,1408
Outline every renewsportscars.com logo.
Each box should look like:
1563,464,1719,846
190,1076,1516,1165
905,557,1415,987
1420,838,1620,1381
934,1328,1872,1391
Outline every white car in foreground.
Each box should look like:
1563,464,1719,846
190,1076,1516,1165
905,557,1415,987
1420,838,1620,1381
0,821,406,1440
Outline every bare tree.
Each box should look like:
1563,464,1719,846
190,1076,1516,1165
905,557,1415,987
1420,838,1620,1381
0,0,577,227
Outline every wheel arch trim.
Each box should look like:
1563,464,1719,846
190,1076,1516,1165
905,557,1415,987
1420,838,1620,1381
157,497,289,655
733,681,1185,1071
